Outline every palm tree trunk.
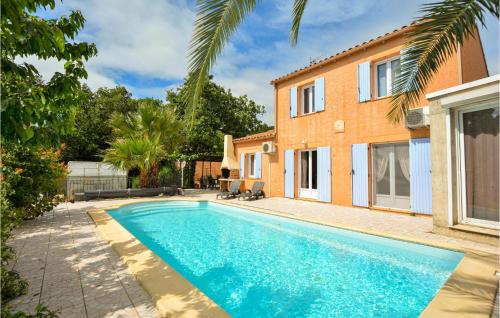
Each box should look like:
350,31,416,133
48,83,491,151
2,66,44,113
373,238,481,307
139,169,149,188
148,162,160,188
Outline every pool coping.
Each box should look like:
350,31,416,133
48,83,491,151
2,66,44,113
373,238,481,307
87,197,499,317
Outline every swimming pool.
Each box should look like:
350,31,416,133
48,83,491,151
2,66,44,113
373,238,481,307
108,201,463,318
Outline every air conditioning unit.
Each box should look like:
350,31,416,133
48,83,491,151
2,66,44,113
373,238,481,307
405,106,430,129
262,141,276,154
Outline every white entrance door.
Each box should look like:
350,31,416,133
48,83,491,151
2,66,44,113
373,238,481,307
372,143,410,210
299,150,318,199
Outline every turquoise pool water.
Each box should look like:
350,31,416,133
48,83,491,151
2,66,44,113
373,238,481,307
109,201,463,318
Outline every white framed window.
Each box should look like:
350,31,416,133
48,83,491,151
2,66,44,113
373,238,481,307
301,84,316,115
457,103,499,229
248,154,255,178
375,56,400,98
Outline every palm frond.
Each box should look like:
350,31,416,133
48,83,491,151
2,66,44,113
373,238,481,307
103,102,181,172
186,0,258,119
108,111,136,138
290,0,308,46
388,0,499,123
103,138,162,172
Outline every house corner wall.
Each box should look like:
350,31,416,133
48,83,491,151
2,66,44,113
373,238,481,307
460,29,489,83
233,139,278,197
430,100,450,230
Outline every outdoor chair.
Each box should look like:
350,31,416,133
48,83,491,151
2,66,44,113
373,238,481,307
238,182,265,201
216,180,242,199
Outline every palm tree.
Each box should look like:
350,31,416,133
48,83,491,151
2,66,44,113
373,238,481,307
388,0,499,122
103,100,182,187
104,138,163,187
186,0,498,123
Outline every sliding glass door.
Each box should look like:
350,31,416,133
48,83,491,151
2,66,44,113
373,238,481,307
372,143,410,210
459,105,499,226
299,150,318,199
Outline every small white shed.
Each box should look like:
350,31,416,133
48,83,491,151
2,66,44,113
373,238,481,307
66,161,127,200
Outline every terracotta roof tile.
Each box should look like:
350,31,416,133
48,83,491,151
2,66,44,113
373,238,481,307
270,23,416,85
233,130,275,143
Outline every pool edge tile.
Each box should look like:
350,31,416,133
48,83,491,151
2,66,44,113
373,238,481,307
421,252,498,318
87,208,230,318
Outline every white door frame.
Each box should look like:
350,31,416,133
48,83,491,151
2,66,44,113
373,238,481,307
371,142,410,210
456,102,499,229
298,149,318,199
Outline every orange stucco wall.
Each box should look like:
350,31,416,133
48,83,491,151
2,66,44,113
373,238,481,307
461,28,489,83
194,161,222,181
234,31,488,209
234,138,275,196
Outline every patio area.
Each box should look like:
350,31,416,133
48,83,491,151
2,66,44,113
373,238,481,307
7,192,499,317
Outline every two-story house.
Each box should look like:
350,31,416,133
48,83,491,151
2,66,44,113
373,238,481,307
221,24,488,215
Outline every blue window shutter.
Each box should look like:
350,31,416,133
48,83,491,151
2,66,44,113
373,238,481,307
290,87,298,118
351,144,369,207
240,153,245,178
255,152,262,179
284,150,294,198
314,77,325,111
317,147,331,202
410,138,432,214
357,61,371,102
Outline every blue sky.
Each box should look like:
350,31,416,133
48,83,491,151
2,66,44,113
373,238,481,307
30,0,499,123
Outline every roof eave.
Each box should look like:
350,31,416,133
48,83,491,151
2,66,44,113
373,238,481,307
269,25,413,85
233,131,276,144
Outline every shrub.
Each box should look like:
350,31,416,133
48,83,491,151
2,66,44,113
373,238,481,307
158,165,179,187
1,143,66,305
1,143,66,220
130,176,141,189
1,304,59,318
1,172,28,303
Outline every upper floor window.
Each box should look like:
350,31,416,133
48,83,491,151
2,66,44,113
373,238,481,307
290,77,324,117
302,84,316,114
376,57,400,98
248,153,255,177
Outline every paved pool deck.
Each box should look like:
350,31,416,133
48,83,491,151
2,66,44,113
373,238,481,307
7,192,499,317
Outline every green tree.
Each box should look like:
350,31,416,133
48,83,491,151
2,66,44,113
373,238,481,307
185,0,498,123
1,0,97,144
61,86,139,162
167,77,271,155
103,100,182,187
1,1,95,313
167,77,271,187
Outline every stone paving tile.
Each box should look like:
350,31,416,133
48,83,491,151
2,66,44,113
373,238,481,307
58,304,88,318
7,201,160,318
9,300,40,315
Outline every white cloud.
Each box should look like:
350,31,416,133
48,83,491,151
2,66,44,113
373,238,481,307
22,0,194,89
15,56,117,90
80,0,194,79
272,0,376,27
16,0,498,127
216,68,276,124
15,56,64,78
126,85,170,100
17,0,196,99
84,66,117,89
